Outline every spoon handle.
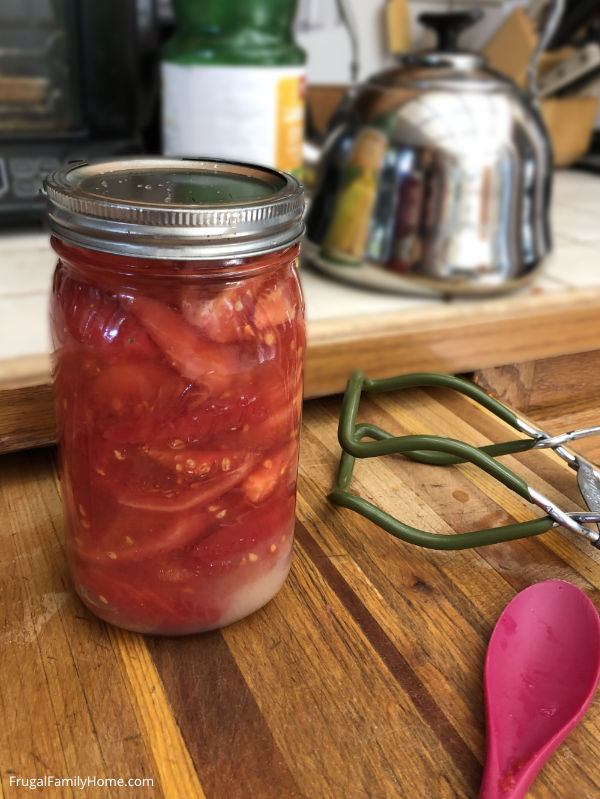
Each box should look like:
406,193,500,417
478,761,530,799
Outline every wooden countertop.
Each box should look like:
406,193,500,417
3,385,600,798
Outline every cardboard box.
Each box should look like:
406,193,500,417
483,9,598,167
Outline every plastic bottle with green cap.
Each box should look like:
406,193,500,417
161,0,306,177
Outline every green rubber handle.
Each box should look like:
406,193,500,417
328,370,554,549
329,449,554,550
352,421,536,466
338,372,532,499
362,371,520,425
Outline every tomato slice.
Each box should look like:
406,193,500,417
86,360,205,446
97,361,303,453
51,264,158,360
234,367,303,451
242,440,299,504
181,280,257,344
125,294,237,394
180,270,301,344
71,504,212,564
253,284,292,330
191,486,296,574
95,444,256,512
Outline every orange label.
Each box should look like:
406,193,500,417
276,75,305,176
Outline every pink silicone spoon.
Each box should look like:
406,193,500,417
479,580,600,799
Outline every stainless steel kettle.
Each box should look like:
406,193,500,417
305,6,563,296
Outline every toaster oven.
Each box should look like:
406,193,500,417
0,0,159,225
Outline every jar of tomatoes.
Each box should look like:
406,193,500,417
44,158,305,635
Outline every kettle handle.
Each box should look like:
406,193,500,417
418,9,482,52
527,0,566,99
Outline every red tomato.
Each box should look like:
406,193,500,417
94,444,257,512
253,283,293,330
89,361,191,445
101,360,303,452
181,279,258,344
180,268,302,345
70,503,212,564
191,487,296,574
180,270,297,342
242,440,299,504
125,294,238,394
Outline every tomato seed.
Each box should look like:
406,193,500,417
248,553,258,562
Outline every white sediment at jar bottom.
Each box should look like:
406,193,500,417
213,553,293,631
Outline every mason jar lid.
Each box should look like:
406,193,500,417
43,157,305,259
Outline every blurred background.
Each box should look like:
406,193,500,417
3,0,600,452
1,0,600,226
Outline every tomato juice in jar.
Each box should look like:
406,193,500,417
44,158,305,634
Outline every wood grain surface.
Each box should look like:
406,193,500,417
2,387,600,798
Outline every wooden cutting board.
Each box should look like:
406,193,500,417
2,386,600,797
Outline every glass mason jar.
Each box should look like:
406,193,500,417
44,158,305,635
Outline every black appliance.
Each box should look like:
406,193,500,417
0,0,160,225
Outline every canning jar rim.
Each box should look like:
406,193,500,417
43,157,305,260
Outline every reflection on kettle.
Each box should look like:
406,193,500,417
305,9,557,296
322,128,388,263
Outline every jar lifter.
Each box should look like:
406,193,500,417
329,372,600,550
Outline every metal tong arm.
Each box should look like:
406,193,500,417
330,371,598,547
